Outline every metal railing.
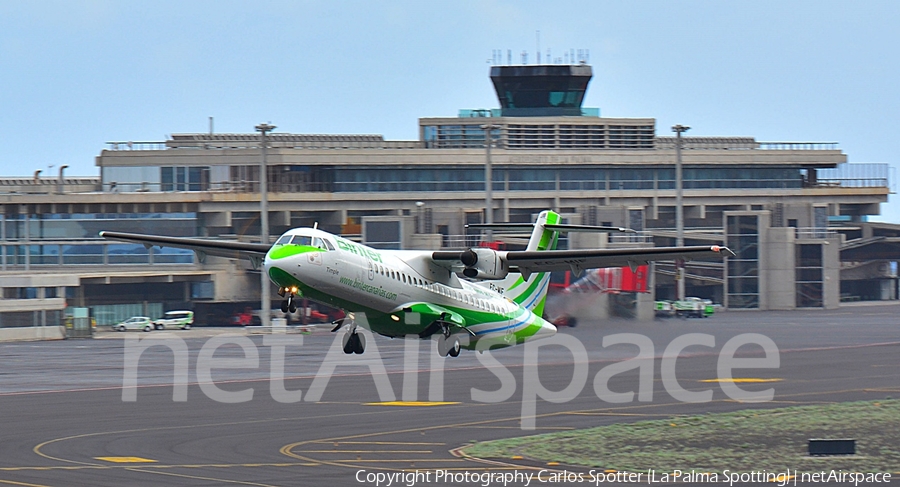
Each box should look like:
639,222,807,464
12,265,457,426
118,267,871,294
759,142,839,150
105,139,423,151
795,228,838,239
0,240,197,270
815,163,890,188
98,176,886,194
105,141,168,151
814,178,889,188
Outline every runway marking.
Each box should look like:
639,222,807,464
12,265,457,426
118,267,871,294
332,459,466,463
460,425,575,430
700,378,783,383
315,441,444,446
0,480,53,487
280,404,590,472
565,412,672,417
363,401,460,406
94,456,157,463
125,467,281,487
297,450,433,454
31,410,405,466
0,463,319,472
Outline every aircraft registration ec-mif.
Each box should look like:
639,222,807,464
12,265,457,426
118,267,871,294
101,210,732,358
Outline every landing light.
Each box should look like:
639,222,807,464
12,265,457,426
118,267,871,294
290,286,298,294
391,315,400,322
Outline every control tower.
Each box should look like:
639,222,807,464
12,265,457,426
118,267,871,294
490,64,592,117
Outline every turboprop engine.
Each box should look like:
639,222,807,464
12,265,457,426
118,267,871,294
459,247,509,280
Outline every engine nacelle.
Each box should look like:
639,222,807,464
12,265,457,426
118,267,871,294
460,248,509,280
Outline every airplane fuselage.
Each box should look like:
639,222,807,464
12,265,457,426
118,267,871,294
263,228,556,350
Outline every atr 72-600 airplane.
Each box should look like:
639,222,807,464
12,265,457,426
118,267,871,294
101,210,731,357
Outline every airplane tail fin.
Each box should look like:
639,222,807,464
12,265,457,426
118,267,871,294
496,210,560,315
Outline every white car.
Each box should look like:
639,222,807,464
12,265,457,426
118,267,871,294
153,310,194,330
114,316,154,332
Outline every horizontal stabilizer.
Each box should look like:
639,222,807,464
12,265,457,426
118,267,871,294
466,223,634,233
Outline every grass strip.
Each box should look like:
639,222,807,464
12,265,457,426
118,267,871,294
463,400,900,473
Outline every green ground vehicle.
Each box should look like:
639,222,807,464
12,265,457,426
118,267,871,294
655,300,676,318
153,310,194,330
672,297,715,318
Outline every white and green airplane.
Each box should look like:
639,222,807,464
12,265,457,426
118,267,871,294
101,210,731,357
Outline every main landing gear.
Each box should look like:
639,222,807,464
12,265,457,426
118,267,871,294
342,330,365,355
332,314,365,355
278,287,297,313
437,334,461,358
417,315,466,358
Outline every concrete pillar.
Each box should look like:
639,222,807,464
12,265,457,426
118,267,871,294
764,227,796,310
823,235,841,309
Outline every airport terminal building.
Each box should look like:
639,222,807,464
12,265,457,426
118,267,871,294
0,64,894,327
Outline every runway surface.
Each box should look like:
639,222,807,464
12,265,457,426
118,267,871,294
1,304,898,486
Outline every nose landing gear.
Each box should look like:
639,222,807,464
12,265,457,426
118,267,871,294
278,287,298,313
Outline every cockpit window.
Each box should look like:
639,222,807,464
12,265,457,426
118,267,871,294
290,235,313,246
276,234,332,250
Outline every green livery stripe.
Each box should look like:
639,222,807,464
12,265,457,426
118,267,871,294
537,211,560,251
267,266,550,348
506,276,526,291
532,293,549,317
529,230,559,315
267,245,322,260
511,273,546,305
442,303,526,326
268,266,384,317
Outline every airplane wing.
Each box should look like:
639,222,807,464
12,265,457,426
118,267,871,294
503,245,733,275
432,245,733,279
99,231,271,264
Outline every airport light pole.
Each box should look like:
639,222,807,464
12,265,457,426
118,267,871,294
481,124,502,243
415,201,425,234
256,123,276,327
672,124,690,301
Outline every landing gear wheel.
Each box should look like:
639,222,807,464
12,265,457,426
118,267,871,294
448,338,460,357
354,333,365,354
342,333,355,354
437,335,460,357
343,332,365,355
182,324,191,330
280,301,289,313
288,304,297,313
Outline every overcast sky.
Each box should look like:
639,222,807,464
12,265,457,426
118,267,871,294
1,1,898,220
